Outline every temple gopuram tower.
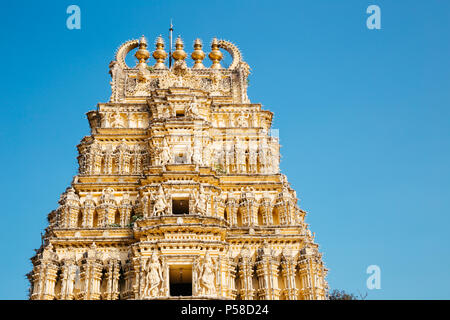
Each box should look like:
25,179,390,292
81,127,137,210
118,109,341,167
28,34,328,300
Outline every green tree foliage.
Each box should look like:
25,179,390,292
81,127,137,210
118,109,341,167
328,289,362,300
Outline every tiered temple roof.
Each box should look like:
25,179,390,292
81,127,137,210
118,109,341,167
28,35,327,300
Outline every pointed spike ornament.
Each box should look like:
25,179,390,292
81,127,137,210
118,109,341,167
153,35,168,69
172,36,187,61
209,38,223,69
191,38,205,69
134,35,150,65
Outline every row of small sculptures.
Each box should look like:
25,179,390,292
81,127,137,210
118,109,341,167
102,99,264,129
150,138,279,174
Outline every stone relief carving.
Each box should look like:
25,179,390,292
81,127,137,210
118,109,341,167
159,138,172,166
143,252,163,298
109,112,125,128
192,185,209,215
152,185,169,216
59,258,77,300
235,112,249,127
195,252,217,296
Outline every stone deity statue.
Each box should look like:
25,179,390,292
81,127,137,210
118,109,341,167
144,252,163,298
193,185,208,215
160,139,172,165
109,112,125,128
152,186,168,216
197,252,216,296
235,113,249,127
186,97,199,117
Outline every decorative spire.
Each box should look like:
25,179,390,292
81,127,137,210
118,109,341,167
153,35,168,69
169,20,174,68
191,38,205,69
172,36,187,62
209,38,223,69
134,35,150,65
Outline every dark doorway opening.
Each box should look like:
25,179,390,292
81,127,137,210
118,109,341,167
172,198,189,215
170,283,192,296
169,265,192,297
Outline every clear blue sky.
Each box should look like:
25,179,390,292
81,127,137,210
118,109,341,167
0,0,449,299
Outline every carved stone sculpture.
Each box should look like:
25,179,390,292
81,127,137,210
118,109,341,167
109,112,125,128
152,185,168,216
144,252,163,298
196,252,217,296
192,185,208,215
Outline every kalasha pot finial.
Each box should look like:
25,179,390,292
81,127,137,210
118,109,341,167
209,38,223,69
134,35,150,65
191,38,205,69
172,36,187,62
153,35,168,69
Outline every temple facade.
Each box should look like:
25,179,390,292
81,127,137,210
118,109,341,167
28,35,328,300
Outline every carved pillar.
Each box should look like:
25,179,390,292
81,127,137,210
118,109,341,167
119,194,133,226
239,190,257,227
225,197,238,226
192,256,200,296
81,195,96,228
113,150,120,174
30,244,59,300
123,152,131,174
83,152,92,175
93,149,103,174
132,256,146,299
122,258,136,300
217,255,223,296
237,248,254,300
132,148,141,174
159,256,169,297
280,251,298,300
259,197,273,225
58,258,77,300
102,259,121,300
77,152,86,174
104,148,113,174
297,246,327,300
225,254,237,299
141,150,150,171
255,245,280,300
78,243,104,300
225,145,235,174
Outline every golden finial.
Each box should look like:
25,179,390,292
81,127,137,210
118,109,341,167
134,35,150,65
172,36,187,61
191,38,205,69
209,38,223,69
153,35,168,69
